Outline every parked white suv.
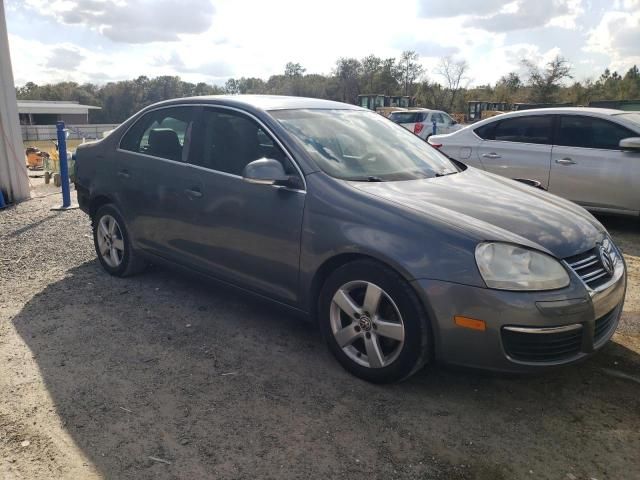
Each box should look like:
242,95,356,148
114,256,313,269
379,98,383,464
429,107,640,216
389,109,461,139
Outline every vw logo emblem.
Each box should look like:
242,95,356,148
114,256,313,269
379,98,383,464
598,244,614,275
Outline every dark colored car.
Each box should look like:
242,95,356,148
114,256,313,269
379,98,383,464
75,95,626,383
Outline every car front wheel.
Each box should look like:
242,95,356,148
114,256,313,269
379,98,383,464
319,260,431,383
92,204,145,277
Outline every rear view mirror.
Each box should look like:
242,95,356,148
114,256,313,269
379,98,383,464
619,137,640,151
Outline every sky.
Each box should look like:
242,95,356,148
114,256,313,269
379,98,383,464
4,0,640,88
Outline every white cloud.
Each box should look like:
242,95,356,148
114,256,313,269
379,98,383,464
417,0,507,18
418,0,583,31
23,0,216,43
469,0,583,32
46,46,85,70
586,10,640,72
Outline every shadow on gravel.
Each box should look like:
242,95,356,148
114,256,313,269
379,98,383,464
6,212,62,238
12,261,640,480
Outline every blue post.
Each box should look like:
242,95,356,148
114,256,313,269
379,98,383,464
432,120,437,136
0,189,6,209
56,121,71,208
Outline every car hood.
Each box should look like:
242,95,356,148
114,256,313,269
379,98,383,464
350,167,605,259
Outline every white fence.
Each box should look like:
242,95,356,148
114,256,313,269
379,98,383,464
21,124,120,141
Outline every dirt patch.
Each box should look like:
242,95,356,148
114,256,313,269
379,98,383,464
1,179,639,479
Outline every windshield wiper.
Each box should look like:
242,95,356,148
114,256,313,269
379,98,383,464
348,175,385,182
435,170,457,177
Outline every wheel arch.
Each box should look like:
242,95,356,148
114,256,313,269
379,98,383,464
89,194,115,220
308,252,419,320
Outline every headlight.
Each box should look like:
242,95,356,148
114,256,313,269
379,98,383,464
475,242,570,291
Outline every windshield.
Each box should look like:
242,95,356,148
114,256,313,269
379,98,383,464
615,113,640,129
271,109,457,181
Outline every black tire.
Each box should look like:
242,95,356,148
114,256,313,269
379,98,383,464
92,204,146,277
318,259,431,383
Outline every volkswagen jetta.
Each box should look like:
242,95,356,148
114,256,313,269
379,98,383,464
75,96,626,383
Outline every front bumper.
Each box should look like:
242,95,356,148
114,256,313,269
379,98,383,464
412,257,626,373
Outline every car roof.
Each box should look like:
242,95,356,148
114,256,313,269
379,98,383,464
147,94,362,112
490,106,623,117
394,108,437,113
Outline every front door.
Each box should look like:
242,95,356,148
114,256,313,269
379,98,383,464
181,107,306,305
548,115,640,213
475,114,553,188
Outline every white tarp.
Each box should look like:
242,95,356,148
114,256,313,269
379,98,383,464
0,0,29,203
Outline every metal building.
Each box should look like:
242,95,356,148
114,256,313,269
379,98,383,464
18,100,101,125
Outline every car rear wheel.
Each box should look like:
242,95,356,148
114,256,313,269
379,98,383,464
92,204,146,277
319,259,430,383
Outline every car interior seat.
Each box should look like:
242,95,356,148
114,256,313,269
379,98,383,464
148,128,182,161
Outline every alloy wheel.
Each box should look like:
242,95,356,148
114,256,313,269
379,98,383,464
329,280,405,369
96,214,125,268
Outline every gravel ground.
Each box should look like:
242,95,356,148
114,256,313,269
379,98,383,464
1,178,639,480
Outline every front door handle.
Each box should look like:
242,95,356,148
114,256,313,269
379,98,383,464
482,152,501,159
184,188,203,199
555,158,576,165
117,169,130,179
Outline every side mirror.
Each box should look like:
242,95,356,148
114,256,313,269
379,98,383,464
619,137,640,151
513,178,546,190
242,158,289,186
451,120,457,125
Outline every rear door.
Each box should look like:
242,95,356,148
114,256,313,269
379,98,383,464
475,114,553,188
116,106,199,256
432,112,453,135
549,115,640,213
389,111,426,136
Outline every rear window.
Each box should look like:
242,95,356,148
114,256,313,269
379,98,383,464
389,112,427,124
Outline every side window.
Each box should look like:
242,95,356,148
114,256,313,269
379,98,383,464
474,122,496,140
493,116,552,144
432,113,444,123
120,107,196,162
557,116,634,150
192,108,298,177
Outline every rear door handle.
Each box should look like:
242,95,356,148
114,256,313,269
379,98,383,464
117,169,130,179
555,158,576,165
184,188,203,199
482,152,501,159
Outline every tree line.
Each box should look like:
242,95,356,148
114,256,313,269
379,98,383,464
16,51,640,124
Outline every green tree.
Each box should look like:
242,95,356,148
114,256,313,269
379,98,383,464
397,51,424,96
522,55,573,103
361,54,382,92
334,57,362,103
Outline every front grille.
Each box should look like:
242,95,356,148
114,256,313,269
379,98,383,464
594,308,618,343
502,325,583,362
564,239,617,290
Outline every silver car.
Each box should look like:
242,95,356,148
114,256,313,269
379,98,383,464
389,109,462,139
430,108,640,216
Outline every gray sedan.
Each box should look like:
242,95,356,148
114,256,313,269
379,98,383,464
75,96,626,383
